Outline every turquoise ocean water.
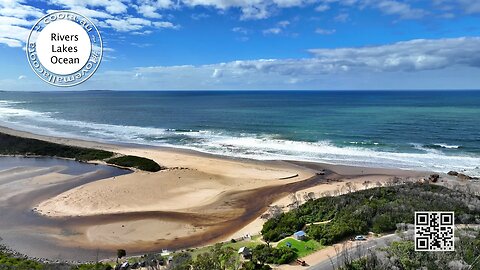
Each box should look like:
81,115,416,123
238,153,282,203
0,90,479,176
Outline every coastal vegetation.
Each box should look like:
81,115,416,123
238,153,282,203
0,132,163,172
341,228,480,270
165,243,297,269
250,244,297,265
261,183,480,245
107,155,163,172
0,245,110,270
0,132,113,161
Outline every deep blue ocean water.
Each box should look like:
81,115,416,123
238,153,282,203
0,90,479,175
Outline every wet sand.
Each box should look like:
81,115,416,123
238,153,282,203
0,157,131,261
0,126,429,261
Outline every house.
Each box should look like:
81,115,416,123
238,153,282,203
293,230,307,240
238,247,251,259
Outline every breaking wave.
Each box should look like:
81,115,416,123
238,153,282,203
1,100,479,176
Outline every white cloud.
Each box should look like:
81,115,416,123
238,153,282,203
18,75,26,80
105,17,179,31
0,24,30,47
0,37,22,47
211,68,222,78
135,4,163,18
263,27,282,34
0,3,43,19
79,37,480,90
315,28,335,34
54,6,114,19
435,0,480,15
49,0,128,14
308,37,480,72
191,13,209,20
262,19,290,35
315,4,329,12
0,16,31,26
5,37,480,90
153,21,179,28
106,18,147,31
0,0,43,47
232,26,249,34
277,20,290,27
375,0,426,19
155,37,480,80
334,13,349,22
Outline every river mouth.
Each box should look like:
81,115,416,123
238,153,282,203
0,156,336,262
0,156,131,261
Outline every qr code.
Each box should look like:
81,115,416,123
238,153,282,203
415,212,454,251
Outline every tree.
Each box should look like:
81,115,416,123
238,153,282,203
116,249,126,264
303,192,316,201
289,193,299,210
167,253,192,270
191,244,240,270
268,205,282,219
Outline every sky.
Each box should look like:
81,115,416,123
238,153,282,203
1,0,480,90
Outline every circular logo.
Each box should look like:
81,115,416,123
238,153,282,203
26,11,102,87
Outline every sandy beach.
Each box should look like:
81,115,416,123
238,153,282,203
0,126,430,260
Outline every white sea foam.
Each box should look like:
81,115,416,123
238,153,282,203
434,143,460,149
1,100,479,177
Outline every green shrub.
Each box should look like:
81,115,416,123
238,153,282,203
0,132,164,172
0,132,113,161
252,244,297,265
107,155,163,172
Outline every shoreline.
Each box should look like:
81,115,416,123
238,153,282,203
0,125,432,177
0,125,430,261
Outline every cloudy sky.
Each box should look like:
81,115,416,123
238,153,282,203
1,0,480,90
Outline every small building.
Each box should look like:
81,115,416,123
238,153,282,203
238,247,251,259
293,230,307,240
120,262,129,270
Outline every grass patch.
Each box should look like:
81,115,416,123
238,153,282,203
0,132,113,161
223,240,260,251
277,238,324,257
189,237,262,259
107,155,164,172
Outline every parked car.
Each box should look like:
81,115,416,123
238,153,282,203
354,235,367,241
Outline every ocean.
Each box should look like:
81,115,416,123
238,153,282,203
0,90,479,176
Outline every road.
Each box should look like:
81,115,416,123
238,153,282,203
307,234,401,270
